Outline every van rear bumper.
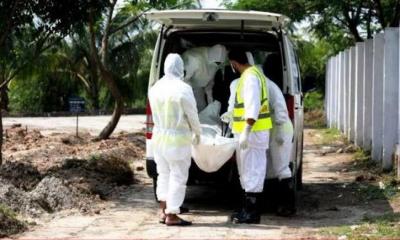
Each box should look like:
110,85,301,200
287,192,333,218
146,158,157,179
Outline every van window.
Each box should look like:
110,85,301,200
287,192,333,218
287,40,300,93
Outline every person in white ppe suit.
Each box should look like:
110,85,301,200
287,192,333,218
227,49,273,224
222,52,295,217
149,53,201,226
262,54,295,216
182,44,227,111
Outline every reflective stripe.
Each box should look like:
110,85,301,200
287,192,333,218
152,133,191,146
232,66,273,133
233,113,271,121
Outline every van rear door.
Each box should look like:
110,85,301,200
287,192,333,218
283,35,304,177
145,10,289,31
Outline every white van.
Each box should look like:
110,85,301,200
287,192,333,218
144,10,304,202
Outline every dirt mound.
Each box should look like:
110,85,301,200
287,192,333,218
0,126,143,233
52,153,134,199
0,178,43,216
0,161,42,190
30,176,77,213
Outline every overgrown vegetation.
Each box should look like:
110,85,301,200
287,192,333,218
321,212,400,239
0,204,26,237
303,90,325,128
319,128,344,145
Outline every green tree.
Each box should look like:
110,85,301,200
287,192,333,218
226,0,400,43
86,0,195,140
0,0,106,165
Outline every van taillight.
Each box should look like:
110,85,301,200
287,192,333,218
286,95,295,123
146,99,153,139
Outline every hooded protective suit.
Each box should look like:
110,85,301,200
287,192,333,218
182,44,227,111
225,74,293,180
266,80,293,180
149,53,201,214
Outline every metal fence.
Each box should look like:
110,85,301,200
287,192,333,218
325,28,400,171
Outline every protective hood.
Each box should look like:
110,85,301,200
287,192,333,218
164,53,184,79
246,51,255,65
207,44,227,63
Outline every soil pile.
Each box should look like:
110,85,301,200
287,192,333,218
0,126,145,236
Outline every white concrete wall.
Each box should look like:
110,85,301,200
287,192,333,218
355,42,364,147
382,28,399,170
363,39,374,151
349,47,357,141
372,33,385,163
325,28,400,170
345,50,350,135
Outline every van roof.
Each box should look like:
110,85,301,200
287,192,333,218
145,10,290,31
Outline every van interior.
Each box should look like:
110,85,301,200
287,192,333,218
150,30,291,185
158,30,284,115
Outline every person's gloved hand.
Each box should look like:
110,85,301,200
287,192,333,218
192,134,201,145
220,111,233,123
239,124,252,149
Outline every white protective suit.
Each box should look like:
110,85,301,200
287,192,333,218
227,69,293,181
182,44,227,111
266,80,294,180
148,54,201,214
233,67,269,193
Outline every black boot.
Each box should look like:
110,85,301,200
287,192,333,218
232,193,261,224
230,190,245,221
276,177,296,217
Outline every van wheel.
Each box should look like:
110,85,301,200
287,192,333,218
152,177,158,202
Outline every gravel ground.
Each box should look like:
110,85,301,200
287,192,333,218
13,128,400,239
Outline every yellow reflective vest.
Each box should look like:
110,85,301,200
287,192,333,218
232,66,273,133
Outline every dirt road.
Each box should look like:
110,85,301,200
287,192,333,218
14,128,400,239
4,115,146,135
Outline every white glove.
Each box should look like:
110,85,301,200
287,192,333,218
239,124,252,149
220,111,233,123
192,134,201,145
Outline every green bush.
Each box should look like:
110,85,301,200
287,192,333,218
304,90,324,111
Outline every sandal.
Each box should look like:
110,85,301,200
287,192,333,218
159,217,166,224
166,218,192,226
159,213,167,224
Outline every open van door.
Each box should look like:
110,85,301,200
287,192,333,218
145,10,289,31
283,35,304,189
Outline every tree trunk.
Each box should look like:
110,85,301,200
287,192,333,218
96,66,124,139
89,3,123,140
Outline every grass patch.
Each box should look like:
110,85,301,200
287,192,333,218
304,90,326,128
0,204,26,237
320,212,400,239
318,128,344,145
352,149,376,170
356,183,399,201
351,149,400,201
304,91,324,111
